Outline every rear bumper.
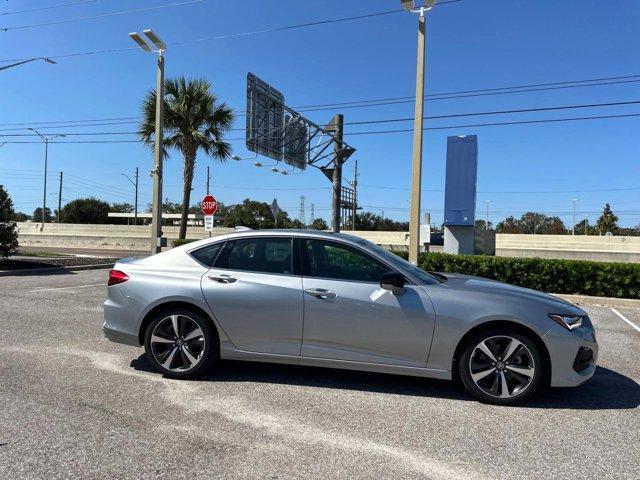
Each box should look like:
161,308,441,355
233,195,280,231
103,285,143,347
543,322,598,387
102,323,140,347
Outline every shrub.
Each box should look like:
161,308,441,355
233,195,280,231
0,185,19,260
62,198,110,224
171,238,196,248
410,252,640,299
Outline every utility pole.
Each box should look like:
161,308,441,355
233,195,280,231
404,2,432,264
122,168,140,225
572,198,578,235
28,129,65,231
485,200,490,229
134,167,139,226
206,166,210,195
57,172,63,223
329,114,344,233
351,159,359,230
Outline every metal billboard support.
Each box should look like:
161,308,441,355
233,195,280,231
245,73,356,233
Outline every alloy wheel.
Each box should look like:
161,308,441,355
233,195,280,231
468,335,536,399
150,314,205,372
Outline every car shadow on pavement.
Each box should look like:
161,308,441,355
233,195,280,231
524,366,640,410
130,356,639,410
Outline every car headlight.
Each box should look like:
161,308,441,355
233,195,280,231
549,314,583,331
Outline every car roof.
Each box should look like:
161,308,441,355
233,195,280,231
215,229,365,242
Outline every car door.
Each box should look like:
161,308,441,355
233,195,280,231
199,236,304,356
300,238,436,367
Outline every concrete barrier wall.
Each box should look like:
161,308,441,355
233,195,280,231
496,234,640,263
16,223,411,251
17,223,639,262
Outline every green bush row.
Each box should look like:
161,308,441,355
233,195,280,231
171,238,197,248
393,252,640,299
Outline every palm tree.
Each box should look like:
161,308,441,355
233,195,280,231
139,77,234,239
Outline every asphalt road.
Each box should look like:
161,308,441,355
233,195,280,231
0,269,638,480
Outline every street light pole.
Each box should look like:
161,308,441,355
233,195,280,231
28,129,65,231
403,0,435,264
130,29,166,254
572,198,578,235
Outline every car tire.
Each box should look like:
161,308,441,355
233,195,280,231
143,308,218,379
458,328,544,405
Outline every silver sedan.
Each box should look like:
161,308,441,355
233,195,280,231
103,230,598,405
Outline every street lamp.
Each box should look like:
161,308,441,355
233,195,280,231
129,29,166,254
0,57,56,72
402,0,436,264
28,128,65,231
571,198,578,235
231,152,258,161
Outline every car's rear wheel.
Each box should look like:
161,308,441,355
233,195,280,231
144,309,218,379
459,329,544,405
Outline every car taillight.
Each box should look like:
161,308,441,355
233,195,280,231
108,270,129,286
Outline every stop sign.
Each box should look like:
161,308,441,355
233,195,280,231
201,194,218,216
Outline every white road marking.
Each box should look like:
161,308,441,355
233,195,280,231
30,283,104,293
610,308,640,334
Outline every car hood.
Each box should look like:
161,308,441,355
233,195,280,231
436,272,585,315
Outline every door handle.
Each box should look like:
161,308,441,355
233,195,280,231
208,275,237,284
304,288,336,299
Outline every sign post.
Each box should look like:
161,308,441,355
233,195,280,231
201,194,218,237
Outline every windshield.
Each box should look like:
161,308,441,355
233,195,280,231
356,239,439,285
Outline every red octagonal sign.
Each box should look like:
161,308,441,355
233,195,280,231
201,194,218,216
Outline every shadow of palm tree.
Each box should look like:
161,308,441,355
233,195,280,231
130,355,639,410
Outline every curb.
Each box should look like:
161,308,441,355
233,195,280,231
0,263,115,277
552,293,640,309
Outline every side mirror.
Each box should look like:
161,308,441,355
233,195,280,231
379,271,406,294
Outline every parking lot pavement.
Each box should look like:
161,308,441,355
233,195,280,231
0,270,638,480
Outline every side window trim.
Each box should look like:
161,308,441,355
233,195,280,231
212,236,298,276
301,238,408,284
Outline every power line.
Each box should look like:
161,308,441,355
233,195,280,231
342,99,640,127
1,0,203,32
1,0,97,16
0,1,463,61
1,73,639,129
2,98,640,137
293,74,640,110
1,111,639,145
345,112,640,137
297,79,640,113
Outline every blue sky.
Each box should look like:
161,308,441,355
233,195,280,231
1,0,639,227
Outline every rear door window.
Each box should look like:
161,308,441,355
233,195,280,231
215,237,293,275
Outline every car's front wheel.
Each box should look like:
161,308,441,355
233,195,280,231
143,309,218,379
459,329,544,405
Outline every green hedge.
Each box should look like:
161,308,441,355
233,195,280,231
393,252,640,299
171,238,196,248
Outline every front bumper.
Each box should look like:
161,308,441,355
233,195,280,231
543,319,598,387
